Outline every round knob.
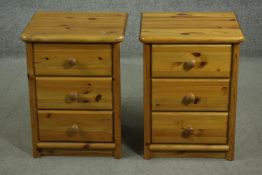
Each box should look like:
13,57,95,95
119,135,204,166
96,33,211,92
67,58,77,66
182,93,196,105
181,127,194,138
68,124,80,135
65,92,78,102
184,59,196,70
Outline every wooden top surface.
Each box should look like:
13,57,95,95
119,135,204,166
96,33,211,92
21,11,128,43
140,12,244,43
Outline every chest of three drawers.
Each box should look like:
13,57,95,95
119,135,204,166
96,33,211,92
140,12,244,160
21,12,128,158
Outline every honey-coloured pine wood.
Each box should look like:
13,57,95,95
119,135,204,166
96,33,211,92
152,112,228,144
226,44,240,161
140,12,244,160
112,43,122,159
36,77,112,110
149,144,229,152
38,110,113,142
21,11,127,158
21,12,128,43
41,150,114,157
152,45,231,78
151,151,226,159
26,43,41,157
152,79,230,111
37,142,115,150
140,12,244,43
143,44,152,159
34,44,112,76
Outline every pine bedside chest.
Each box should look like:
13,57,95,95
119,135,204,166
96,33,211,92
140,12,244,160
20,11,128,158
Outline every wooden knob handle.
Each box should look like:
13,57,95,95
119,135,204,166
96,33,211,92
67,58,77,66
68,124,80,135
65,92,78,102
184,60,196,70
182,93,196,105
181,127,194,138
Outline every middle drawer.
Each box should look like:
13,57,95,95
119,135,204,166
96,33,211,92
152,79,229,111
36,77,112,110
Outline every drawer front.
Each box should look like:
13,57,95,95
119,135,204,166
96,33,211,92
152,112,228,144
152,45,231,78
38,110,113,142
152,79,229,111
36,77,112,110
34,44,112,76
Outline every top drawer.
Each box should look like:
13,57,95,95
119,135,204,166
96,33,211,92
152,45,231,78
34,44,112,76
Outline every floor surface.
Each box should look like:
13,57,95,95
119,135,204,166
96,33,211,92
0,55,261,175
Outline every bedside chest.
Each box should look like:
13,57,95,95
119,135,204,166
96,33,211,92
20,12,128,158
140,12,244,160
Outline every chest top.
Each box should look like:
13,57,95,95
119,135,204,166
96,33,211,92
21,11,128,43
140,12,244,43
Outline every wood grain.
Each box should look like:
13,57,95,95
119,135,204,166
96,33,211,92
34,44,112,76
143,12,239,19
37,142,115,150
140,12,244,43
140,12,244,160
41,149,113,157
152,44,231,78
152,112,228,144
149,144,229,151
38,110,113,142
226,44,240,160
152,79,230,111
36,77,112,110
143,44,152,159
152,151,226,158
21,11,127,158
26,43,41,157
21,12,128,43
112,43,122,159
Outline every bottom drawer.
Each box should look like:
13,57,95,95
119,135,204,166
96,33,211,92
38,110,113,142
152,112,228,144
